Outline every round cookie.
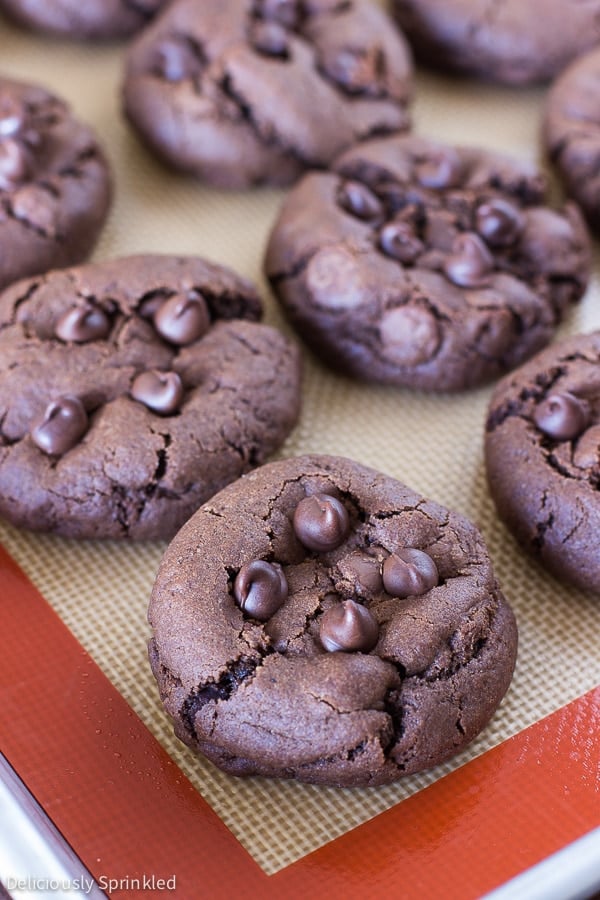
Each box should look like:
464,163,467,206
485,332,600,592
0,255,301,541
543,47,600,229
148,454,518,787
265,134,590,391
392,0,600,85
0,77,111,292
0,0,167,40
122,0,413,189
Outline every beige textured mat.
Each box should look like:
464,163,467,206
1,4,599,876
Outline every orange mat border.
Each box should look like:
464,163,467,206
0,543,598,899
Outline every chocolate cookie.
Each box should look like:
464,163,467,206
0,0,167,40
148,455,518,787
122,0,413,189
0,77,111,292
0,255,301,540
265,134,590,391
543,47,600,230
485,332,600,592
392,0,600,85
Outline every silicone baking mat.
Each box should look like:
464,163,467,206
0,3,599,897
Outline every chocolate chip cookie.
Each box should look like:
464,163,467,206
265,134,590,391
392,0,600,84
0,77,111,293
148,455,518,787
543,47,600,230
0,255,301,540
122,0,413,189
486,332,600,592
0,0,167,40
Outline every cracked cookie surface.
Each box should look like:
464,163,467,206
0,254,301,540
0,77,111,292
392,0,600,85
543,47,600,231
122,0,413,189
148,454,517,787
265,134,590,391
485,332,600,592
0,0,167,39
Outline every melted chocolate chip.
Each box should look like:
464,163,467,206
153,291,210,345
338,180,383,221
156,38,203,82
319,599,379,653
382,548,439,598
293,493,350,552
130,370,184,415
322,47,382,96
475,198,524,248
55,304,111,343
31,396,88,456
379,305,440,365
256,0,299,28
251,22,289,58
11,185,57,235
415,150,462,189
444,232,494,288
533,391,590,441
0,97,25,138
0,138,27,190
379,221,424,264
342,551,384,595
233,560,288,620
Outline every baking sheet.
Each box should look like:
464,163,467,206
0,0,599,880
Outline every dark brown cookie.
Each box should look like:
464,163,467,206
485,332,600,592
122,0,413,189
0,255,301,540
0,0,167,40
148,455,518,787
543,47,600,230
0,77,111,292
392,0,600,85
265,134,590,391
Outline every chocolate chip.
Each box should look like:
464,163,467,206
256,0,299,28
444,232,494,288
31,396,88,456
0,138,27,190
476,198,524,248
415,149,463,189
338,180,383,221
382,548,438,598
319,599,379,653
130,370,184,416
533,391,590,441
233,560,288,620
379,221,424,263
293,493,350,552
322,47,382,96
251,22,289,58
55,304,111,343
153,291,210,345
